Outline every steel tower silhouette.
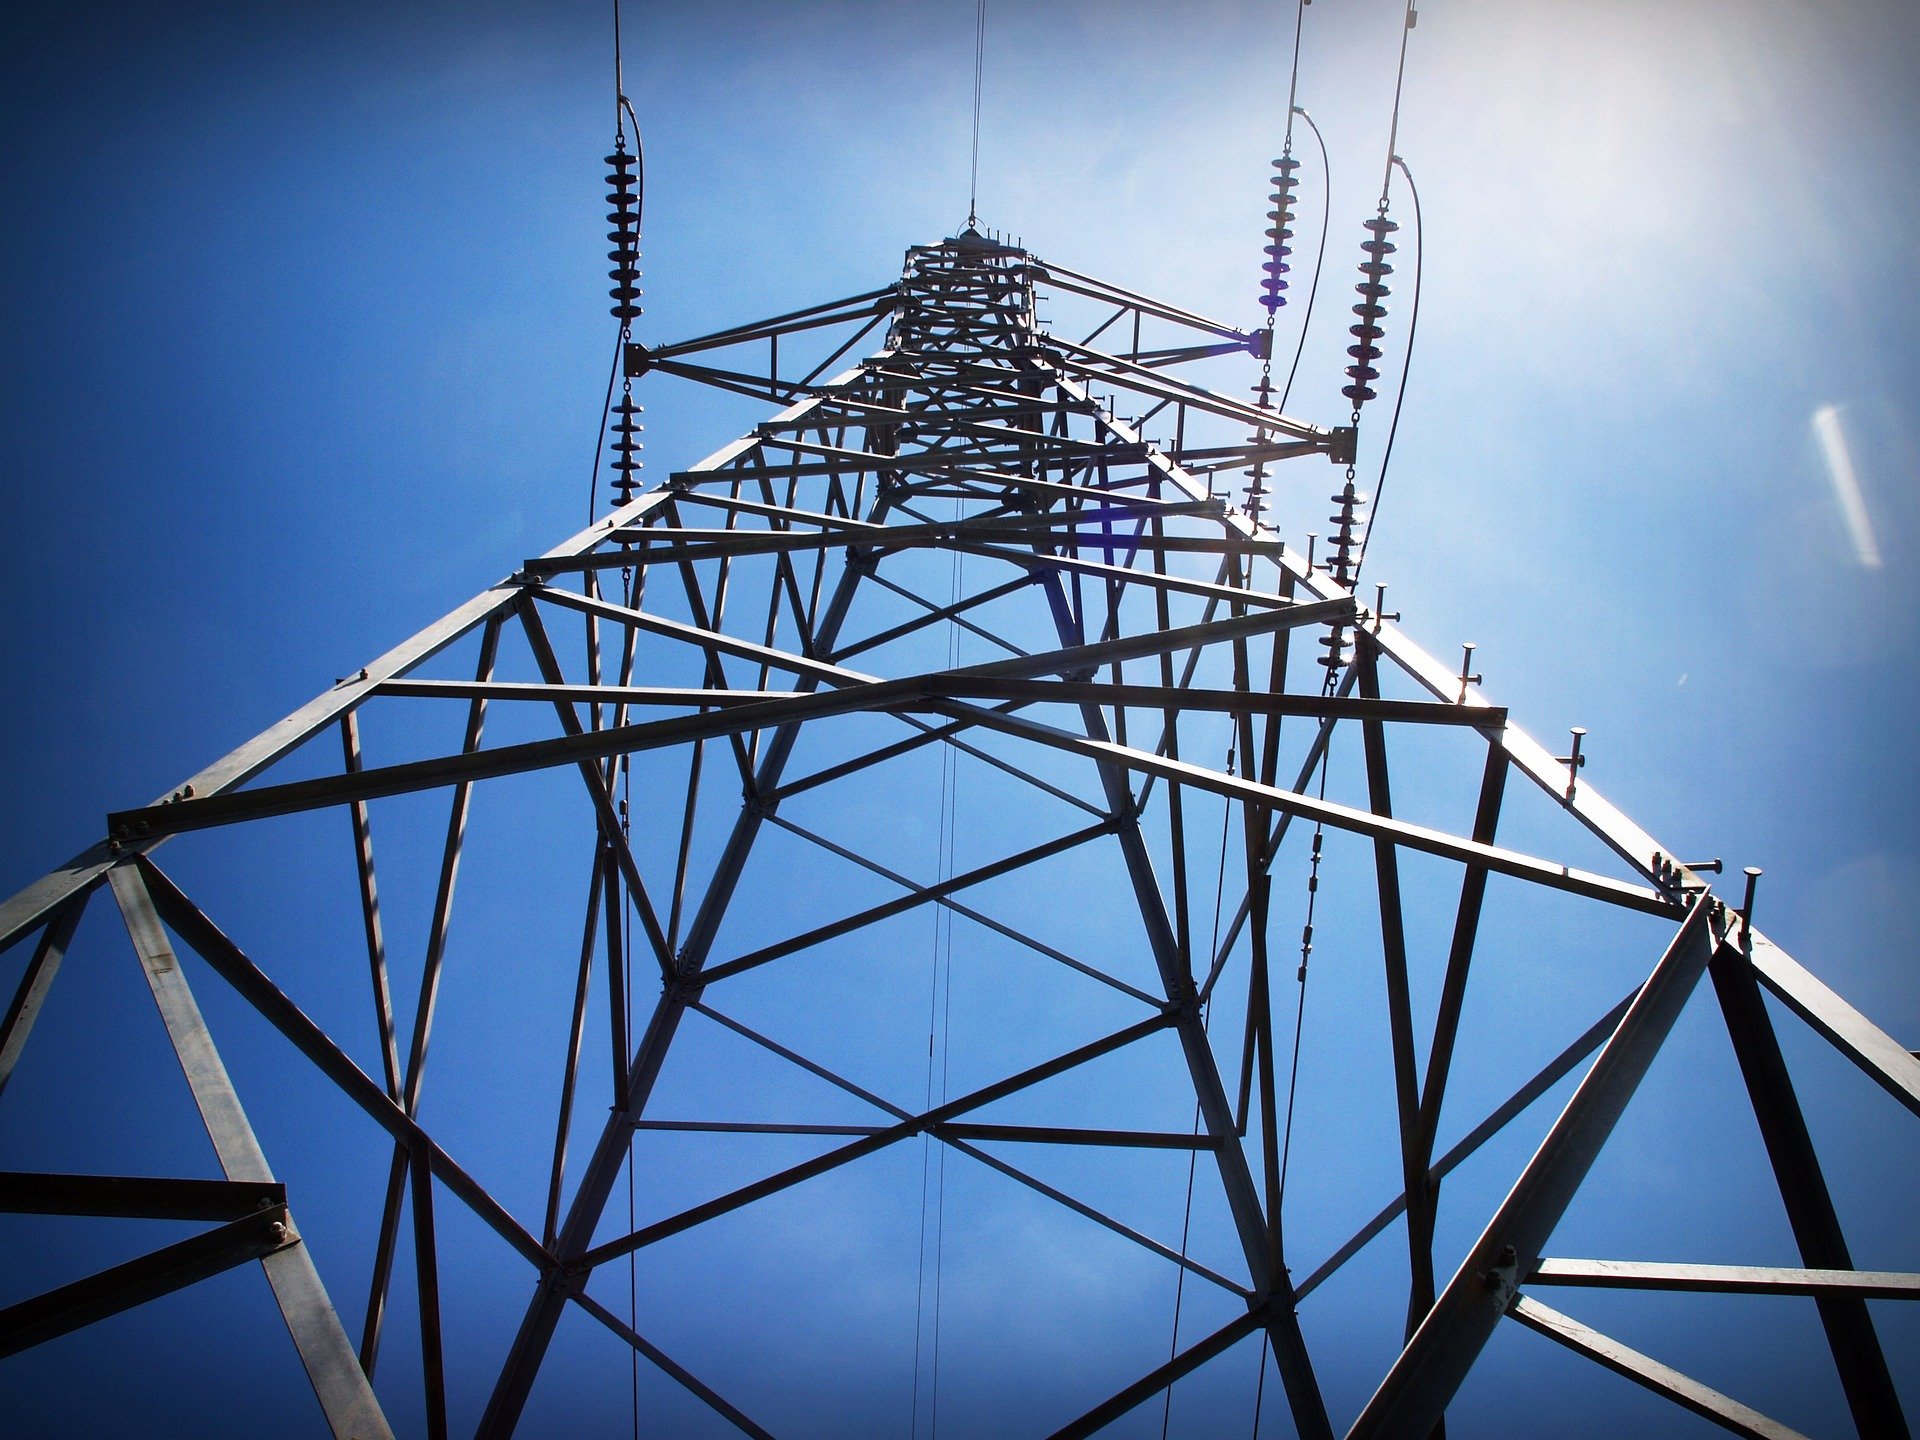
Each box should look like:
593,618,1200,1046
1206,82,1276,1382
2,227,1915,1439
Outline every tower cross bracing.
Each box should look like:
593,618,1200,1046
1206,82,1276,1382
1,230,1915,1439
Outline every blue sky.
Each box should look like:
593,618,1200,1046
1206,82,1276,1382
1,2,1916,1436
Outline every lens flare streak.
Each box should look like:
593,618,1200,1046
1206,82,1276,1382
1813,403,1883,569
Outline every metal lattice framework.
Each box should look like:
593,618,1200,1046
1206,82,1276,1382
2,230,1915,1438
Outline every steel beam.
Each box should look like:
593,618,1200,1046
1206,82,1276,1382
1347,901,1719,1439
1034,568,1333,1440
136,861,550,1270
1508,1295,1810,1440
1747,932,1920,1119
0,899,86,1102
943,702,1676,917
0,1171,284,1220
0,1204,298,1359
1295,988,1637,1302
108,865,393,1440
1527,1259,1920,1299
1709,942,1908,1435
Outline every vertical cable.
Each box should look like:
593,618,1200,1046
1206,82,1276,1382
1159,748,1234,1437
913,494,966,1437
1350,154,1420,587
967,0,986,227
611,14,639,1436
1376,1,1417,210
929,497,966,1437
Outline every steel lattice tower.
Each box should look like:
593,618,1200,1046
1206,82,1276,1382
2,227,1915,1439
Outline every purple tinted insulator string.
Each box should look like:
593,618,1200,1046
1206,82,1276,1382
1258,154,1301,315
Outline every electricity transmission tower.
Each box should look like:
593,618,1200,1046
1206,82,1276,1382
2,226,1915,1440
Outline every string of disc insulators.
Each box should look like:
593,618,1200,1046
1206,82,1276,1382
1258,154,1302,316
607,139,644,504
1312,209,1397,678
1342,214,1396,412
1242,153,1302,521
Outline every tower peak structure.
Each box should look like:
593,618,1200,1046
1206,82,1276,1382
2,227,1915,1439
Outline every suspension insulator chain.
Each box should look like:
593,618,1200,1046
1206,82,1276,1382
1258,153,1301,315
606,141,644,505
1244,366,1274,522
1243,152,1300,520
1326,472,1367,591
1318,468,1366,679
1315,208,1396,673
607,143,643,322
1342,214,1395,410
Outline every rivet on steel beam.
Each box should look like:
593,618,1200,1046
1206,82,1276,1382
1305,532,1318,569
1740,866,1762,945
1682,858,1723,875
1456,642,1482,701
1557,727,1587,799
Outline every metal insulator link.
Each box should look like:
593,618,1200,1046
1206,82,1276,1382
1259,154,1302,313
1319,475,1365,677
610,394,644,502
605,148,643,321
1324,479,1367,589
1298,829,1325,977
1243,373,1276,518
1318,628,1351,678
1342,215,1398,408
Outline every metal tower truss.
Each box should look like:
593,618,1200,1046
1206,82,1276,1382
2,230,1915,1439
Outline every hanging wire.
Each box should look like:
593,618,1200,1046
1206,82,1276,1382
930,516,966,1437
1275,106,1330,415
607,9,643,1437
590,5,647,524
1250,1334,1271,1437
914,500,967,1438
623,757,638,1440
967,0,987,227
1350,154,1420,587
1158,741,1235,1438
1275,743,1333,1215
1244,0,1310,522
1376,1,1416,208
